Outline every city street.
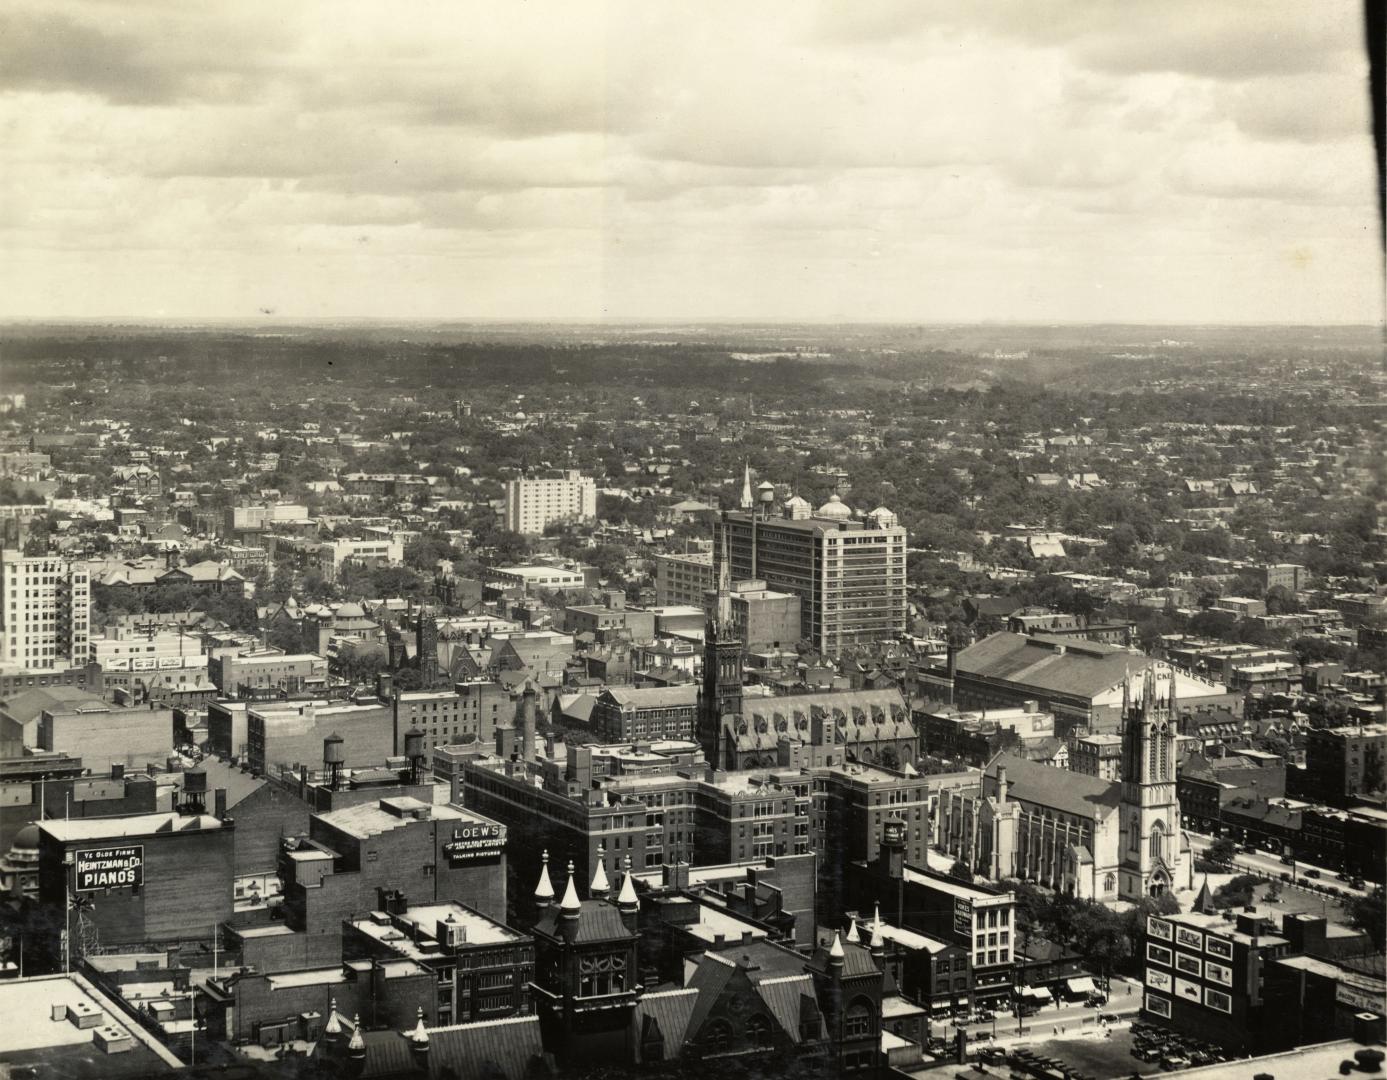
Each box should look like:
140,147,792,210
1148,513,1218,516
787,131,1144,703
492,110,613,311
1186,829,1372,900
935,976,1144,1045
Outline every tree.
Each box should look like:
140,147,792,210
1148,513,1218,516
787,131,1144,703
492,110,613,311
947,859,974,883
1346,887,1385,952
1213,874,1261,910
1206,837,1237,866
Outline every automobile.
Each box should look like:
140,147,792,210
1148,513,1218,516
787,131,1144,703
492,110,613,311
1242,844,1258,854
1161,1056,1191,1071
1305,868,1322,879
1351,878,1365,889
1279,854,1294,865
1086,993,1108,1007
1279,872,1291,882
1336,872,1349,882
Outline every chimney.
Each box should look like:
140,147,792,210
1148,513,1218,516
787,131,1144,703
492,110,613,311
997,766,1008,805
111,763,125,780
214,788,228,819
521,682,537,761
375,671,393,701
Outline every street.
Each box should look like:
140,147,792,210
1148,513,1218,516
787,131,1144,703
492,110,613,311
937,976,1144,1045
1186,829,1373,900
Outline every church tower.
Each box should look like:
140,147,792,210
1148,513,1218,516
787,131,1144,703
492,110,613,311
1118,668,1184,899
699,515,743,768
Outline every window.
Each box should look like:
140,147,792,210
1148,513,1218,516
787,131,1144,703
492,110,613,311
703,1019,732,1053
747,1014,774,1048
844,1000,874,1039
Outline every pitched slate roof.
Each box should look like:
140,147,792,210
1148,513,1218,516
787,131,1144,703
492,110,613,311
983,753,1122,819
531,899,636,945
338,1013,545,1079
957,632,1146,702
632,988,698,1062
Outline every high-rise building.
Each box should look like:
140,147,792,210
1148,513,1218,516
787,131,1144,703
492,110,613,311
503,471,597,535
0,550,90,672
653,551,713,607
720,500,906,656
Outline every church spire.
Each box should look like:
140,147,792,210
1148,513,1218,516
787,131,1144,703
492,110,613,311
740,461,754,510
715,516,733,631
1167,668,1178,720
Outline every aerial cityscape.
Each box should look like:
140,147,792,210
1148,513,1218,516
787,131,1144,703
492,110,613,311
1,2,1384,1080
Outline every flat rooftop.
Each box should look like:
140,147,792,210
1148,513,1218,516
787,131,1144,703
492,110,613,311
1166,1040,1380,1080
0,973,182,1075
316,797,501,841
38,811,225,842
349,903,521,959
903,866,1009,904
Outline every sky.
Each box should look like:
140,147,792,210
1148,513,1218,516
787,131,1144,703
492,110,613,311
0,1,1381,324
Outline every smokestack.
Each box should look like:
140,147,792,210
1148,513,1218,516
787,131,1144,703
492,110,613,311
521,681,537,761
997,766,1008,806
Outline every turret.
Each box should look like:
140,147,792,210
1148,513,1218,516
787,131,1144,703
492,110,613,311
869,904,885,965
324,998,342,1041
590,845,610,899
534,849,555,913
845,919,861,945
347,1015,366,1061
409,1006,429,1067
617,854,639,929
828,931,844,976
559,860,581,938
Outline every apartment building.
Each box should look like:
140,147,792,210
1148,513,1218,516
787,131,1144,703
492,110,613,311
503,471,597,535
0,550,90,672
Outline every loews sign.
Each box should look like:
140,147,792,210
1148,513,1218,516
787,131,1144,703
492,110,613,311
76,846,143,891
441,823,505,863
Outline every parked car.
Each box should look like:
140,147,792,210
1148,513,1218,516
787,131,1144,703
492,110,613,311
1279,854,1294,865
1305,868,1322,879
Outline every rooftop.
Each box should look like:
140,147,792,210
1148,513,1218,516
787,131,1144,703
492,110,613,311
38,811,225,842
316,798,502,842
0,973,182,1074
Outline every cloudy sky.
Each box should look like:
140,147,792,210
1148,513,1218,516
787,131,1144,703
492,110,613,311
1,1,1380,323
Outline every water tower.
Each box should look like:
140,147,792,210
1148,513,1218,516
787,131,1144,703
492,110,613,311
323,733,346,791
403,727,426,784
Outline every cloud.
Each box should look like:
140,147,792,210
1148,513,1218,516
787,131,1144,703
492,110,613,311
0,0,1378,323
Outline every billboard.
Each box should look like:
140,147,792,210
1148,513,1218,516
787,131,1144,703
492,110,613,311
75,846,143,891
953,896,973,936
442,823,505,862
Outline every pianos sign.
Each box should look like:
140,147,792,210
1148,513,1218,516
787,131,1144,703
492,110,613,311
76,846,143,891
442,824,505,863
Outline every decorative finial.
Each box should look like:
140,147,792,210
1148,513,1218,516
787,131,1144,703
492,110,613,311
534,849,554,902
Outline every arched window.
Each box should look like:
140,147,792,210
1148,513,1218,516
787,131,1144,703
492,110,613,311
1104,873,1116,894
1149,821,1165,861
747,1014,774,1048
844,999,875,1039
703,1019,732,1053
1158,725,1170,780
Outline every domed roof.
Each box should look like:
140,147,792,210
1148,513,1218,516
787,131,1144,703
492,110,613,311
12,824,40,851
335,602,367,618
817,494,852,519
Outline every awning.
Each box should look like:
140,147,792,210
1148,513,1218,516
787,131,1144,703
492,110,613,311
1066,977,1097,995
1021,986,1053,1001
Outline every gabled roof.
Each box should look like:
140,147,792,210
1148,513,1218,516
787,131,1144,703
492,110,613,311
337,1013,544,1079
983,753,1122,819
957,632,1146,702
632,988,697,1062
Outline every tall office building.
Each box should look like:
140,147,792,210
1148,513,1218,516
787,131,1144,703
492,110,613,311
503,471,597,535
720,498,906,655
0,550,91,671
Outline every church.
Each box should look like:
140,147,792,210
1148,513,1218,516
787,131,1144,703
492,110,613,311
938,669,1191,903
697,530,916,772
